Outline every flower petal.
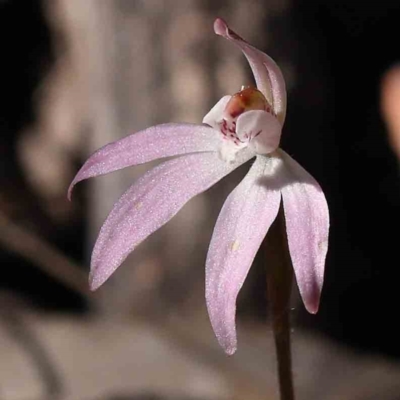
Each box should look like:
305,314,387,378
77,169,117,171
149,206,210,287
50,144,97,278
68,123,220,199
213,18,287,124
203,95,231,130
90,150,254,291
279,150,329,314
236,110,282,154
206,155,282,354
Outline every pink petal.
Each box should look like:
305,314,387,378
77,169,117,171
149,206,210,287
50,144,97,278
279,150,329,314
236,110,282,154
90,150,254,290
68,123,219,199
213,18,287,124
206,155,282,354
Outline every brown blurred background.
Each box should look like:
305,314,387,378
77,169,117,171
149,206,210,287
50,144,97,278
1,1,400,399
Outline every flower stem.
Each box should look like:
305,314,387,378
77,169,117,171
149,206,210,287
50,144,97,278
263,207,295,400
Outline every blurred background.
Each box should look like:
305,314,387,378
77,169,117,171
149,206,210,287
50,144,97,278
1,0,400,399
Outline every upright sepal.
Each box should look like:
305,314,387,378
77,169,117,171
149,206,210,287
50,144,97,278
214,18,287,124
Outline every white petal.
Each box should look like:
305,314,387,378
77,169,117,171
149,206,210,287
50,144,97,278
203,95,231,131
236,110,282,155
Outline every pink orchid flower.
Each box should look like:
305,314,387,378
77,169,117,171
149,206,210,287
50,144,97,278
69,18,329,355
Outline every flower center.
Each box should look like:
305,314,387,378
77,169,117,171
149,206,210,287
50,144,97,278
202,86,281,162
225,87,272,119
219,87,273,145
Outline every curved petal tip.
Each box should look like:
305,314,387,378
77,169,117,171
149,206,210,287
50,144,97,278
67,181,76,201
306,301,319,315
303,287,322,314
88,270,107,291
214,18,228,36
213,18,244,42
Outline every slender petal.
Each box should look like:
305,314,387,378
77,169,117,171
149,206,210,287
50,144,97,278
278,150,329,314
236,110,282,154
206,155,282,354
90,150,254,290
68,123,220,199
213,18,287,124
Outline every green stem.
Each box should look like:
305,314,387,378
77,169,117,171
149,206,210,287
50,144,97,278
263,208,295,400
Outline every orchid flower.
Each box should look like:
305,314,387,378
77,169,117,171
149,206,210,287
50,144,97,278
69,18,329,355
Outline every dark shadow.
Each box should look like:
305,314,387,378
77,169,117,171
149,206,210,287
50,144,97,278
288,0,400,359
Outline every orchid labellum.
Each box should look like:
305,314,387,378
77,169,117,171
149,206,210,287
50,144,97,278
69,18,329,355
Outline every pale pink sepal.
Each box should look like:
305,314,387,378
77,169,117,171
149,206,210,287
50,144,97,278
236,110,282,154
206,155,282,354
213,18,287,124
278,150,329,314
68,123,220,199
89,150,254,291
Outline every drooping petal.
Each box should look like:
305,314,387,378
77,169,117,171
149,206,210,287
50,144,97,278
206,155,282,354
213,18,287,124
236,110,282,154
203,95,231,130
90,150,254,291
278,150,329,314
68,123,220,199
